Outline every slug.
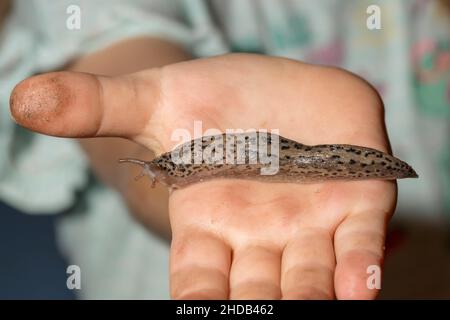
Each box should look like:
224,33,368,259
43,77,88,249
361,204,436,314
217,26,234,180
119,132,418,190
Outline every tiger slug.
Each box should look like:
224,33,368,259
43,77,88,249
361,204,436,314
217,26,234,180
119,132,418,190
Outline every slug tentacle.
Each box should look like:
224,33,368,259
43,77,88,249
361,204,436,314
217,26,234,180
118,158,157,187
119,132,418,189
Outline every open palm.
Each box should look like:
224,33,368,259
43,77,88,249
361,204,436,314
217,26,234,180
11,54,396,299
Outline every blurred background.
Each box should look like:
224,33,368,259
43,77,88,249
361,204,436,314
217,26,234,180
0,201,74,299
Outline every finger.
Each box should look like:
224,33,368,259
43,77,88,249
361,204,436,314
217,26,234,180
281,228,335,299
229,245,281,300
9,70,160,138
334,211,388,300
170,230,231,299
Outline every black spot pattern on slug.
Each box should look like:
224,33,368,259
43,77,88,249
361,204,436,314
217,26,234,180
121,132,418,188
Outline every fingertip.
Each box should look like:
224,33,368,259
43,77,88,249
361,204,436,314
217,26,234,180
9,71,102,137
334,251,382,300
10,73,62,129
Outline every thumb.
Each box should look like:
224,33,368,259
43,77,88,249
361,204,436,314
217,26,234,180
9,70,161,139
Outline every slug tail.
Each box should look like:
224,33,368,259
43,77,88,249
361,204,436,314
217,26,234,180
401,163,419,179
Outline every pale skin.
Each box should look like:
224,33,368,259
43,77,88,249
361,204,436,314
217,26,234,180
9,38,396,299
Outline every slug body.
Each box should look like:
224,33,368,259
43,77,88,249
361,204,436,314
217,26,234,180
119,132,418,190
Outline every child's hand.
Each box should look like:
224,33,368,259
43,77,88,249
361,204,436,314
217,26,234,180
10,53,395,299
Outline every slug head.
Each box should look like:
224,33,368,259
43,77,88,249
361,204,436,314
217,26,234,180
118,158,173,188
